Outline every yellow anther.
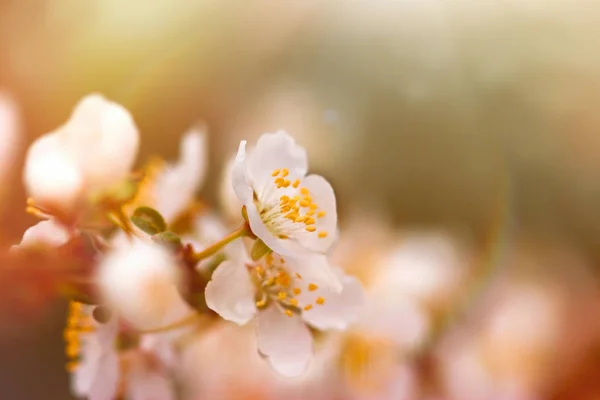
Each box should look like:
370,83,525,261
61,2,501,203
299,200,310,208
284,310,294,317
305,226,317,232
66,361,79,372
256,299,268,308
308,283,319,291
295,216,307,223
255,266,264,277
316,297,325,305
300,187,310,195
265,278,275,286
279,234,289,239
317,211,326,218
272,169,281,177
281,168,289,177
66,343,80,358
306,210,315,216
293,288,302,295
318,231,328,238
304,217,315,225
309,203,318,210
292,196,300,202
289,298,299,306
282,179,291,188
292,179,300,188
280,195,290,203
304,304,313,311
278,291,287,300
303,196,312,203
265,253,273,264
275,177,284,184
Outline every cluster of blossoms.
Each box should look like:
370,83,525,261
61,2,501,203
7,94,366,399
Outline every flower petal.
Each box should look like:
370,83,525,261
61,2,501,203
153,127,207,223
245,131,308,195
60,94,139,191
285,254,342,293
232,140,254,205
126,369,175,400
14,219,71,250
0,91,20,184
256,305,313,377
295,174,337,254
205,260,257,325
299,267,364,331
24,134,84,211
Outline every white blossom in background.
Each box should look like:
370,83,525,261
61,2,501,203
97,239,193,331
0,91,20,186
24,94,139,213
205,251,363,377
232,131,337,257
65,302,120,400
152,126,207,223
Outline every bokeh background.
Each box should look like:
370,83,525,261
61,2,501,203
2,1,600,399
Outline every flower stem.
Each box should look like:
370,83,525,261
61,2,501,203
192,224,247,261
108,207,135,238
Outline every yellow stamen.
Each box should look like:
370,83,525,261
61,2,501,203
305,226,317,232
318,231,328,238
304,304,313,311
289,298,298,306
306,210,316,216
304,217,315,225
272,169,281,177
292,179,300,188
256,299,267,308
308,283,318,291
66,361,79,372
282,179,291,188
317,211,326,218
299,200,310,208
300,188,310,195
293,288,302,295
316,297,325,305
309,203,318,210
285,310,293,317
281,168,289,177
277,291,287,300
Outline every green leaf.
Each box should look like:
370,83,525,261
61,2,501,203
152,231,182,250
251,238,271,261
131,206,167,235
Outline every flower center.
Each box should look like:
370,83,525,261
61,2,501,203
251,253,326,317
64,301,95,372
256,168,329,240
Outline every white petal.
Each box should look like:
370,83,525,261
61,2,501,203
295,174,337,254
299,268,365,331
97,240,186,330
256,305,312,377
285,254,342,293
72,312,119,399
219,156,244,222
126,370,175,400
153,127,207,223
205,260,257,325
245,131,308,193
14,219,71,249
0,91,20,183
231,140,253,204
59,94,139,191
24,134,83,210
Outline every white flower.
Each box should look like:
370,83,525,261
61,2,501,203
24,94,139,213
232,131,337,256
152,126,207,223
205,252,364,377
97,239,193,330
12,219,71,250
0,91,20,185
65,302,120,400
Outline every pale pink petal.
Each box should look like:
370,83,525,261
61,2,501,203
14,219,71,249
299,268,364,330
231,140,254,204
295,174,337,254
285,254,342,293
256,305,312,377
205,260,257,325
154,127,207,223
126,370,175,400
245,131,308,194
